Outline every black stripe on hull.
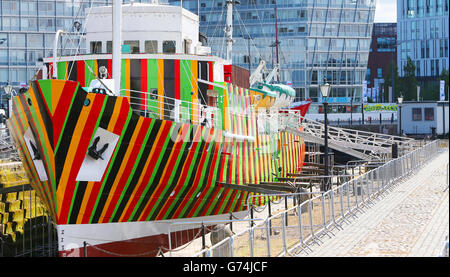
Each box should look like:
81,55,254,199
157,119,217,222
31,81,54,149
68,181,88,224
54,86,87,186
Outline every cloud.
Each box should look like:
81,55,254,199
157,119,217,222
375,0,397,22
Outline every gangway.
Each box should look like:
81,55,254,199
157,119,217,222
280,112,417,161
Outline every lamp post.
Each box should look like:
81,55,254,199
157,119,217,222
398,94,403,135
319,78,331,191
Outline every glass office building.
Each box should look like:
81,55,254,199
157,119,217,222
0,0,154,91
170,0,376,104
1,0,377,105
397,0,449,79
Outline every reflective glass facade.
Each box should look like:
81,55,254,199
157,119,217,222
397,0,449,77
0,0,153,89
170,0,376,103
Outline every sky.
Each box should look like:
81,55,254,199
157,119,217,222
374,0,397,22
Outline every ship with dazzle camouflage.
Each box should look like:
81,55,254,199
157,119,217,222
7,0,311,257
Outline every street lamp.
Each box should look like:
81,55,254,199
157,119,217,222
319,78,331,191
398,94,403,135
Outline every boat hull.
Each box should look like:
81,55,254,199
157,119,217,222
7,78,306,256
58,211,247,257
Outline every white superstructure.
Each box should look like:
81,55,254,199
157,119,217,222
85,2,209,56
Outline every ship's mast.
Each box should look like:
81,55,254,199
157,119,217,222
225,0,233,64
274,1,280,82
112,0,122,95
225,0,240,64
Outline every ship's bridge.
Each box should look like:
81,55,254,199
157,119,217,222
85,2,210,56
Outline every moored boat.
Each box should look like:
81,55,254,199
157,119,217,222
7,1,310,257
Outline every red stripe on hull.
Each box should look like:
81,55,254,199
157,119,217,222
59,227,204,257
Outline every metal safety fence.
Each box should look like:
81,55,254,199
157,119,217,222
192,139,442,257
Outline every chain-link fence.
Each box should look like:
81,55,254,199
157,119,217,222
193,140,442,257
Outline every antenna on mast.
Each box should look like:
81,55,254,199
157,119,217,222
225,0,240,64
274,0,280,82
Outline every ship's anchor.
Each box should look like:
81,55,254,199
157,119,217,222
29,141,41,160
88,136,109,160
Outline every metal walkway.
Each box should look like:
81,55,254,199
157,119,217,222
280,113,417,160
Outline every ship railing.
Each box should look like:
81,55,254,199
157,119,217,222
119,88,222,128
192,140,441,257
118,89,294,137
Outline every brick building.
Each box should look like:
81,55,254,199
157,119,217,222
366,23,397,103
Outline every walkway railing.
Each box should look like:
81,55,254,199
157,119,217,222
192,140,441,257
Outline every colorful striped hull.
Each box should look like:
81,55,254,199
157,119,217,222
7,79,306,256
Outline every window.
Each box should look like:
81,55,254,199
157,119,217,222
2,17,20,31
377,68,382,78
107,41,112,53
90,41,102,54
27,34,43,48
424,107,434,121
365,68,371,82
38,1,55,16
39,18,55,31
163,41,176,54
10,34,26,47
124,40,139,53
184,39,191,54
145,40,157,53
2,1,19,15
0,50,8,65
0,34,7,47
0,69,8,86
412,108,422,121
376,37,396,52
